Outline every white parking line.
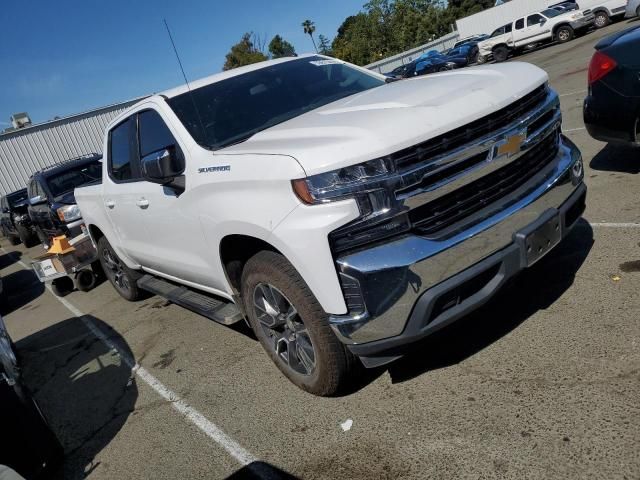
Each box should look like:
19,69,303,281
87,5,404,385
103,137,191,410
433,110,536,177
559,89,587,97
2,248,258,468
564,127,586,133
590,223,640,228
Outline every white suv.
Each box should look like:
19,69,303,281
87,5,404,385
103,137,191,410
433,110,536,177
478,7,595,62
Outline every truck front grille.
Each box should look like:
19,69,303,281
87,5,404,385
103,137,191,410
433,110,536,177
392,84,549,172
409,129,559,237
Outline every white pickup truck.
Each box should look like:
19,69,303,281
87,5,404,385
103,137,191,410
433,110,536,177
478,7,595,62
75,55,586,395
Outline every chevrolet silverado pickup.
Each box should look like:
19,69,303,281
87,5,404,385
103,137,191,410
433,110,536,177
75,55,586,396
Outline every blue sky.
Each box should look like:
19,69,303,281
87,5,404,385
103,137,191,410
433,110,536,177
0,0,365,125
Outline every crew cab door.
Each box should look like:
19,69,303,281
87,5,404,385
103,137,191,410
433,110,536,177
127,108,221,290
518,13,552,45
103,116,154,265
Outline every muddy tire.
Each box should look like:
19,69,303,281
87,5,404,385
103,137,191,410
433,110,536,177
97,236,146,301
493,45,509,63
556,26,574,43
241,250,358,396
594,11,610,28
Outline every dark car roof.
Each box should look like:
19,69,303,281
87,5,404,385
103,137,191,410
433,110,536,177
6,188,28,199
31,154,102,180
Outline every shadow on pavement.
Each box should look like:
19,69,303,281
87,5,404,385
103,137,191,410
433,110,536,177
226,461,300,479
0,269,45,316
16,315,137,480
0,250,21,270
387,219,594,384
590,143,640,174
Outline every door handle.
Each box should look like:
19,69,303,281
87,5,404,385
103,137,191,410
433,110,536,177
105,200,115,209
136,198,149,209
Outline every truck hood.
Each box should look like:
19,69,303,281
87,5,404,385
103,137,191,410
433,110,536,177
219,63,548,176
54,191,76,205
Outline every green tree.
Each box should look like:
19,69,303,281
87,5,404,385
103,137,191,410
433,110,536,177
223,32,268,71
317,34,332,55
302,19,318,52
268,34,296,58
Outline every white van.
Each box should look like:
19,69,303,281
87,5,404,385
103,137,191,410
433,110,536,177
576,0,630,27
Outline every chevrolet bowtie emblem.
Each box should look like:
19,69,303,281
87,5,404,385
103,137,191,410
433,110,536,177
496,132,526,158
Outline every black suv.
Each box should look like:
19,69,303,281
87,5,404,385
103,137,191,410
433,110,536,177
27,155,102,245
1,188,37,246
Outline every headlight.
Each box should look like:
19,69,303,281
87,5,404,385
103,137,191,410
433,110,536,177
57,205,82,222
292,158,393,204
292,158,411,253
570,12,582,19
12,213,28,223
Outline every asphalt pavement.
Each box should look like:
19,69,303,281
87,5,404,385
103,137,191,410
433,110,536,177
1,18,639,480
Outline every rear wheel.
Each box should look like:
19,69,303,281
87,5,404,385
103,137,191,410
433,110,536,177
8,234,20,246
493,45,509,63
241,251,357,396
594,11,610,28
97,236,145,301
556,26,574,43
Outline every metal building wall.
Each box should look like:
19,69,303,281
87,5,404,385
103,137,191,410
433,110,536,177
455,0,558,38
366,32,460,74
0,99,142,196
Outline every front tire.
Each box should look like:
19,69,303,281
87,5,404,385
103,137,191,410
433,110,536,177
8,234,20,246
16,224,36,247
97,236,145,301
556,26,574,43
594,11,610,28
241,251,357,396
493,45,509,63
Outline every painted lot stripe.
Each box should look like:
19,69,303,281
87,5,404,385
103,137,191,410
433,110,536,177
563,127,586,133
3,249,258,467
590,223,640,228
559,89,587,97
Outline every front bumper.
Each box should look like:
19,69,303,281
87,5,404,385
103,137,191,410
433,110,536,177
570,14,595,29
329,136,585,361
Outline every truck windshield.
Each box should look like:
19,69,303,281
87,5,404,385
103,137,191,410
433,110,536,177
47,161,103,198
167,56,385,150
541,9,562,17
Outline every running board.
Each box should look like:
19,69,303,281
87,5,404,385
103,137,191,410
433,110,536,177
137,275,243,325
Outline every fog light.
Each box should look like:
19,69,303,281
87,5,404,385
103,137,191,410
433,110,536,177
571,158,584,185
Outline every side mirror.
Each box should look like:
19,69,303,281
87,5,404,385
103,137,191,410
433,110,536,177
141,146,185,188
540,19,546,25
29,195,46,206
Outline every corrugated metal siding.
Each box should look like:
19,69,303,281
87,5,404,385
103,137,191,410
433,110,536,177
366,32,460,74
455,0,560,38
0,99,142,196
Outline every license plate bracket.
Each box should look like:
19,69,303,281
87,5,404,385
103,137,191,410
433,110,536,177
514,210,562,268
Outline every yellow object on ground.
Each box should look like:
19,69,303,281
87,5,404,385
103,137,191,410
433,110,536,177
47,235,76,254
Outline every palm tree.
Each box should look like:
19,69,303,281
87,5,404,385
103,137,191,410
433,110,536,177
302,19,317,52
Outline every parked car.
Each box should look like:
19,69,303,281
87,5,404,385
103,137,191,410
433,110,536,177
584,25,640,146
416,52,457,75
27,155,102,246
76,55,586,396
444,43,480,66
625,0,640,18
0,315,63,478
550,2,580,12
385,62,417,79
1,189,36,246
577,0,629,27
453,34,490,49
478,8,595,62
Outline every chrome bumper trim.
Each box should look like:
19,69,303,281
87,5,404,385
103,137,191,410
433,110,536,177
330,136,583,344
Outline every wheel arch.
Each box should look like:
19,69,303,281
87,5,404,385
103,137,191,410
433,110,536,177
552,22,572,35
86,223,140,270
219,234,283,296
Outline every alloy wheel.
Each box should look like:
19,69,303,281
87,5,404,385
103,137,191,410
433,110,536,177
252,283,316,376
102,247,130,292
